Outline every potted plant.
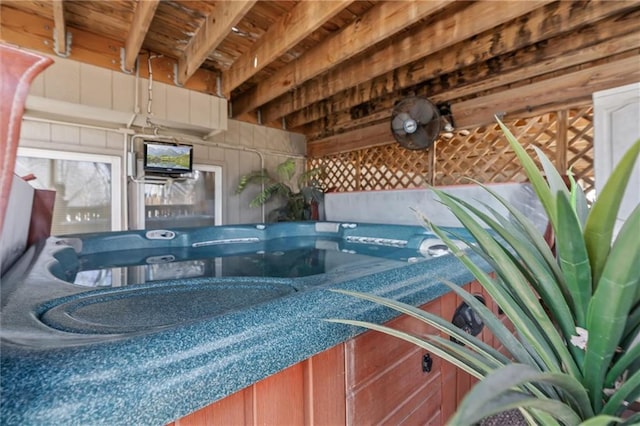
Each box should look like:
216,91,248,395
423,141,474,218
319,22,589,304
328,119,640,425
236,158,324,222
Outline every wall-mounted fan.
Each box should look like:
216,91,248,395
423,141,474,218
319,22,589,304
390,96,441,150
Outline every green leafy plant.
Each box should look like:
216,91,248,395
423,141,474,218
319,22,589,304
236,158,324,222
327,120,640,425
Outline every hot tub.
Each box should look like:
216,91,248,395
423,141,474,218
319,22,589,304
1,222,480,424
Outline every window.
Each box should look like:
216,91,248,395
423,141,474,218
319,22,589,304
16,148,122,235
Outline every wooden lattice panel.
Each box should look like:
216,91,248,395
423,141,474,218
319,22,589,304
565,106,595,200
309,106,594,195
434,114,558,186
309,151,359,192
359,144,431,190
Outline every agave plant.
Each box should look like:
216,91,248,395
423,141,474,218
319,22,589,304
236,158,324,221
327,120,640,425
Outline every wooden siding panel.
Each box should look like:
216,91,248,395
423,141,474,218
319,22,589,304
347,347,442,425
172,387,250,426
396,387,442,426
304,344,346,426
346,298,441,387
254,362,306,425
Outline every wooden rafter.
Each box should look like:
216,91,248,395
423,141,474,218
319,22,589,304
177,0,257,86
263,0,554,125
307,54,639,155
300,17,640,138
284,0,637,131
231,0,453,116
51,0,66,56
122,0,160,72
452,54,640,129
308,122,391,158
221,0,354,97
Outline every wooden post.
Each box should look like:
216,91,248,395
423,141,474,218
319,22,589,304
356,150,362,190
557,109,568,172
428,142,437,186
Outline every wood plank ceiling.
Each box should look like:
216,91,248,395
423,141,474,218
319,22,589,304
1,0,639,154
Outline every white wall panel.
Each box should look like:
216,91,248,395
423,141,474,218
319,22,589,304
189,91,211,128
44,58,80,103
30,73,45,97
112,71,136,113
213,97,226,130
51,124,80,145
79,128,107,148
80,65,112,109
239,121,254,148
165,84,189,124
20,52,307,226
20,120,50,141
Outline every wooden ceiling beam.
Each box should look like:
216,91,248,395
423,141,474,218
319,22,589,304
271,0,631,127
308,54,640,157
177,0,257,86
122,0,160,73
307,121,392,158
51,0,67,56
231,0,453,116
221,0,354,97
0,5,218,94
308,53,640,152
299,12,640,138
453,54,640,129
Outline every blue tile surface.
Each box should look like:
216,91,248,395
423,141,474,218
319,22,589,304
0,222,484,425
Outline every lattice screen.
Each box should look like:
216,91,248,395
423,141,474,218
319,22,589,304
309,105,595,196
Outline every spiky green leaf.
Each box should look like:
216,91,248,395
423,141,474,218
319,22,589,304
449,389,581,426
578,415,623,426
567,169,590,227
534,145,571,210
324,318,487,379
328,288,509,365
584,205,640,412
443,191,579,355
606,340,640,388
452,363,592,422
601,369,640,416
496,118,558,228
584,138,640,287
555,191,591,327
433,188,580,377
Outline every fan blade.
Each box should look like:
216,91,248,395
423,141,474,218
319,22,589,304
410,99,436,124
408,125,432,149
391,113,409,134
424,118,441,142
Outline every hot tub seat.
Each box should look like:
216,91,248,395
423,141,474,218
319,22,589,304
39,279,298,335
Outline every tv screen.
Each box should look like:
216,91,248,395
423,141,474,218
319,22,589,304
143,142,193,174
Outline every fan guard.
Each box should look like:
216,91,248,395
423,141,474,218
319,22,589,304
390,96,441,150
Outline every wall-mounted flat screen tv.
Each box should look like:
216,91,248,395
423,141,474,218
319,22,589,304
143,142,193,174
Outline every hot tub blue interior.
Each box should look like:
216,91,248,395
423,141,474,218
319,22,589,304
6,222,461,337
1,221,478,425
